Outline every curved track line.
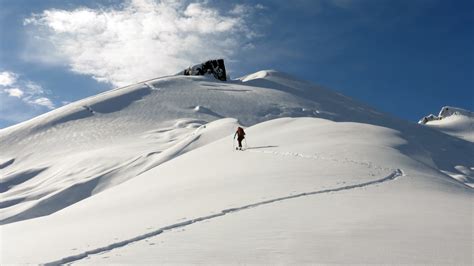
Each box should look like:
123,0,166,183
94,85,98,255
246,149,393,172
45,169,404,266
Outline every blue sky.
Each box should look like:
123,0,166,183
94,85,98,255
0,0,472,128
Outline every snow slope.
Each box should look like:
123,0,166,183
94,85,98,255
420,106,474,142
1,70,473,264
0,70,395,224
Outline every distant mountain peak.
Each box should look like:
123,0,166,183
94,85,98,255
419,106,474,142
419,106,473,124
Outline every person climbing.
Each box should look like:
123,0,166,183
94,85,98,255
234,126,246,150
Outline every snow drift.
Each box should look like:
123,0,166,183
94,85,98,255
0,70,472,264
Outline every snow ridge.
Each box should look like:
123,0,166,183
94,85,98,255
45,169,404,265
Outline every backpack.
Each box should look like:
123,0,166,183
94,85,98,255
237,127,245,137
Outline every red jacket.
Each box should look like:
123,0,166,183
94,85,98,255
234,127,245,140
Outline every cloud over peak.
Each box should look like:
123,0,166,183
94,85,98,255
25,0,259,87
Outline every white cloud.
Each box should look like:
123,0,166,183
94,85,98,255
230,3,266,16
24,0,259,87
25,81,48,95
0,71,18,86
229,4,252,15
0,70,55,112
0,70,57,127
0,96,42,126
4,88,24,98
29,97,55,109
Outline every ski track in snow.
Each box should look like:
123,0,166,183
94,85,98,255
46,169,405,265
245,149,394,172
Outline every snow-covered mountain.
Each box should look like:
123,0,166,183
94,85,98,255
1,70,472,264
419,106,474,142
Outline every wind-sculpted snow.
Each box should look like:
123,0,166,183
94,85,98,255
1,71,473,224
1,116,472,264
0,158,15,169
0,168,47,193
1,71,394,224
45,169,404,265
0,118,238,224
0,70,473,264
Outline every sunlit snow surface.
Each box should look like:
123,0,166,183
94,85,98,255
0,71,472,264
424,110,474,142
